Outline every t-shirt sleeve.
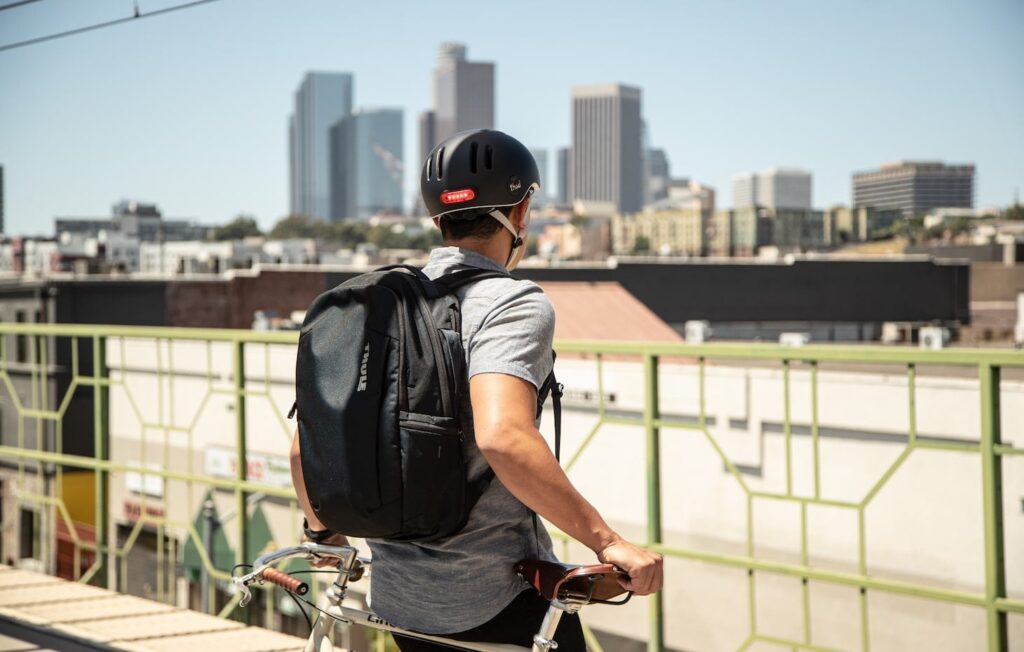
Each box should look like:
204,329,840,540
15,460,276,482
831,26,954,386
467,284,555,391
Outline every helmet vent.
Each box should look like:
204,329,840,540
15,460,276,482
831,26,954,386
469,142,479,174
426,155,434,180
484,145,494,170
437,147,445,179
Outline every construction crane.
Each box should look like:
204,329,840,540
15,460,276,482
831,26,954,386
371,142,404,186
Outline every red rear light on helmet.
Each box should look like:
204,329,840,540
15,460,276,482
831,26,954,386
440,188,476,204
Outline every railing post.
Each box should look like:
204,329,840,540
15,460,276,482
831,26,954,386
979,363,1007,652
93,335,110,588
234,340,249,623
643,354,664,652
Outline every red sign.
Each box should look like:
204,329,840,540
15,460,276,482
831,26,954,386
124,501,165,521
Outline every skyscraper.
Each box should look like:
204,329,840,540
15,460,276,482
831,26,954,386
570,84,643,214
330,109,404,219
425,43,495,150
646,148,671,204
732,168,812,211
530,148,550,206
852,161,975,216
289,72,353,221
556,148,570,206
418,110,436,169
732,172,756,209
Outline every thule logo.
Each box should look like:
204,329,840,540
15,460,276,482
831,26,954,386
357,343,370,391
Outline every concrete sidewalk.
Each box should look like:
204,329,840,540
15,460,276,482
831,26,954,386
0,566,306,651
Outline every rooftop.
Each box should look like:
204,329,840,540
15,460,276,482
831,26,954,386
538,281,682,342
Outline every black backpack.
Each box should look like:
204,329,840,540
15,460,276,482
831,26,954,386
291,264,562,542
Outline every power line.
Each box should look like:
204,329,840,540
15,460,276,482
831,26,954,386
0,0,224,52
0,0,45,12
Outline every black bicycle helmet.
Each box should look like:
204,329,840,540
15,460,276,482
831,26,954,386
421,129,540,220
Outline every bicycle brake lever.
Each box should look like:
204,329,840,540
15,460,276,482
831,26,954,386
233,572,255,607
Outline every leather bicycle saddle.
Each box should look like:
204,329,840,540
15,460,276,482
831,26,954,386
514,559,631,604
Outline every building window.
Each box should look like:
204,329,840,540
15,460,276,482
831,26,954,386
19,508,39,560
15,311,27,363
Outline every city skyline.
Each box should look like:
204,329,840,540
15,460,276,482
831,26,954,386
0,0,1022,234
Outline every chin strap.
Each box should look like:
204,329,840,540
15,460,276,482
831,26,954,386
488,209,524,269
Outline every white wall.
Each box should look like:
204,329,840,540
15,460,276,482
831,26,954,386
105,342,1024,650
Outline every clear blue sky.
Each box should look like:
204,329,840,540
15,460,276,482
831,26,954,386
1,0,1022,235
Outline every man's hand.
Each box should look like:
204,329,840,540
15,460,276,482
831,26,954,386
304,532,350,568
597,539,664,595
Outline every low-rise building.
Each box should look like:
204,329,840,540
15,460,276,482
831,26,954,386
53,200,209,272
824,206,902,244
535,217,611,261
612,209,707,256
708,207,762,257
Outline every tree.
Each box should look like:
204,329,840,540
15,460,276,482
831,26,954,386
407,229,442,251
947,216,973,237
321,220,370,247
1005,204,1024,221
633,235,651,253
210,214,262,241
269,215,324,239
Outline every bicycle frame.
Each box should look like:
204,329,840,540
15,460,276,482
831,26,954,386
233,543,584,652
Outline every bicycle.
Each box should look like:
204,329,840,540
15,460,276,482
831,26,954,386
233,542,632,652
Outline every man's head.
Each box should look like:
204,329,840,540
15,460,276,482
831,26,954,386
421,130,539,270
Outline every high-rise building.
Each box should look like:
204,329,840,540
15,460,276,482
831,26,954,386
556,147,570,205
431,43,494,146
732,168,812,211
330,108,404,220
418,111,436,169
530,148,550,206
646,148,671,205
732,172,756,209
570,83,643,215
852,161,975,216
289,72,354,221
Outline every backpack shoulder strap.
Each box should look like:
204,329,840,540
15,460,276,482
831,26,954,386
434,268,510,293
537,350,563,462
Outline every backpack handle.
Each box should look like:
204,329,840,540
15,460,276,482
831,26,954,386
376,263,430,282
435,268,510,292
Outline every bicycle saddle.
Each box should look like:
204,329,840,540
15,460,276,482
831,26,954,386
514,559,631,604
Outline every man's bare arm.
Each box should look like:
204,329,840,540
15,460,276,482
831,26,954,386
470,373,663,595
289,429,330,531
289,430,348,564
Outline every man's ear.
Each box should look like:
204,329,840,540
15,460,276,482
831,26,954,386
511,198,532,230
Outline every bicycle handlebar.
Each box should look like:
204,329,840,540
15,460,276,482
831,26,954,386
261,567,308,595
234,542,370,607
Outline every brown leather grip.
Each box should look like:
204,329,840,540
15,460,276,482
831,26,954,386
262,568,308,595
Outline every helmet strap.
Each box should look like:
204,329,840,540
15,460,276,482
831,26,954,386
488,209,524,269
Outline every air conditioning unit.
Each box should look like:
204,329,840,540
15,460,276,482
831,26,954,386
685,320,711,343
881,322,902,344
780,332,811,347
919,326,949,350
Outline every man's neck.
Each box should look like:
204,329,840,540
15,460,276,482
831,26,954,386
444,234,512,269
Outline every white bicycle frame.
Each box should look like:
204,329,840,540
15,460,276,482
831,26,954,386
233,543,584,652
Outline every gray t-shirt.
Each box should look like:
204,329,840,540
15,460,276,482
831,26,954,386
366,246,559,635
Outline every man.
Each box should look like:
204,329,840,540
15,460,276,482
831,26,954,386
290,129,662,650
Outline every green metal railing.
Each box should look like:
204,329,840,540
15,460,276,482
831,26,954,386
0,323,1021,652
